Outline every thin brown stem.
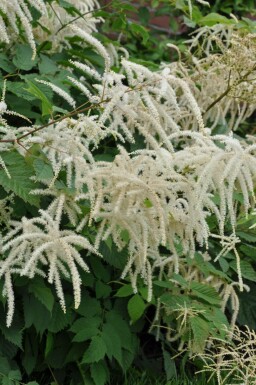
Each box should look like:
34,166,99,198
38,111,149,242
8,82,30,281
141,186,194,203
204,65,256,114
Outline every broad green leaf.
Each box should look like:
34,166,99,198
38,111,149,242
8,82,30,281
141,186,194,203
48,302,73,333
70,316,101,334
22,334,37,375
237,231,256,243
25,80,52,116
190,316,210,353
190,282,221,305
72,325,99,343
90,361,108,385
33,158,54,181
115,284,133,297
0,151,39,206
72,325,99,342
82,336,107,363
23,295,51,334
0,53,15,73
105,311,135,353
95,281,111,299
237,282,256,328
239,244,256,259
76,294,101,318
127,294,146,323
102,323,122,364
199,13,235,26
0,319,23,349
163,349,176,380
38,54,58,74
28,281,54,312
13,45,37,70
230,260,256,282
160,294,191,309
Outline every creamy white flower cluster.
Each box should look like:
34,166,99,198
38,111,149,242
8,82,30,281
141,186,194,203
0,8,255,333
171,26,256,132
0,0,47,58
0,0,100,56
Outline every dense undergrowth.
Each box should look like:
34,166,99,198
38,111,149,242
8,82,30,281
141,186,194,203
0,1,256,385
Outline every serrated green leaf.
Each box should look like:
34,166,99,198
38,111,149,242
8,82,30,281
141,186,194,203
190,282,221,305
0,319,23,349
240,244,256,259
38,54,58,74
90,361,107,385
160,294,191,309
33,158,54,181
70,316,101,334
190,316,210,353
230,259,256,282
105,312,135,353
127,294,146,323
0,151,39,206
82,336,107,363
25,80,52,116
237,231,256,243
48,302,72,333
115,284,133,298
102,323,122,364
72,325,99,342
23,295,51,333
13,45,37,70
28,281,54,312
0,53,15,73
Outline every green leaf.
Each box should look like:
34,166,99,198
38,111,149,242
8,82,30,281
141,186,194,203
190,316,210,353
199,13,235,26
0,151,39,206
38,54,58,74
239,244,256,259
105,312,135,353
72,325,99,342
28,281,54,312
127,294,146,323
45,332,54,358
0,53,15,73
70,317,101,334
163,349,176,380
82,336,107,363
90,361,108,385
237,231,256,243
23,295,51,334
190,282,221,305
13,45,37,70
160,294,191,309
230,259,256,282
102,323,122,364
33,158,54,181
25,80,52,116
130,24,149,44
237,282,256,328
115,284,133,298
95,281,111,299
48,302,73,333
0,319,23,349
